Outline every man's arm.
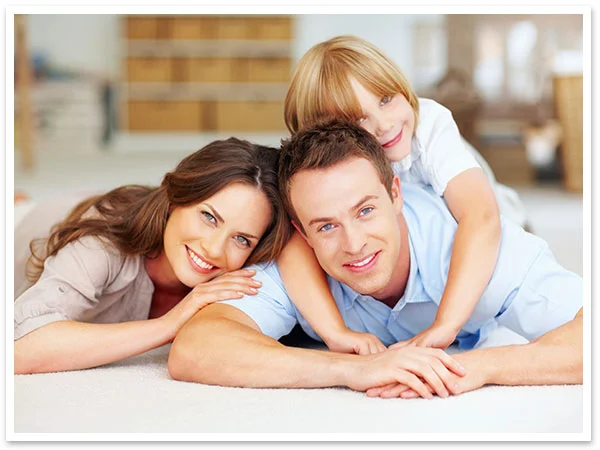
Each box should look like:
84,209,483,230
471,307,583,386
367,308,583,398
168,303,466,398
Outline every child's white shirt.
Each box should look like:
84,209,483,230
391,98,480,196
392,98,528,227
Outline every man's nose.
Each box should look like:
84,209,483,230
341,224,367,255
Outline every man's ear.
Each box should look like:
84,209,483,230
291,220,313,248
391,175,403,213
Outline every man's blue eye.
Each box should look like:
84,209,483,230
319,224,334,232
359,207,373,217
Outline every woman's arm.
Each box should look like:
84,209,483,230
277,231,385,354
14,268,260,374
14,319,172,373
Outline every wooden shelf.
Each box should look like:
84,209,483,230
121,15,293,133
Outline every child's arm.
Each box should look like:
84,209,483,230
277,230,386,354
394,167,502,349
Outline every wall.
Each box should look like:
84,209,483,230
27,14,122,78
26,14,444,82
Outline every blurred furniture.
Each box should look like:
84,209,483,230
553,74,583,192
122,15,293,133
15,14,34,169
431,68,482,149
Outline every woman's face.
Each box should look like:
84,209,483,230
349,77,415,163
162,182,273,288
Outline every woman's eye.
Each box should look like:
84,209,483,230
318,223,334,232
234,235,251,247
359,207,374,217
202,211,217,224
357,116,366,125
380,96,392,106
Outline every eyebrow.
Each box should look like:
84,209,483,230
307,195,379,228
203,203,260,241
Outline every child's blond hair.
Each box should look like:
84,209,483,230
284,35,420,134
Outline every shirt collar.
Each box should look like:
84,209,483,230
390,136,423,174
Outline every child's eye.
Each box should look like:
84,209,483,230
234,235,251,248
318,223,334,232
359,207,374,217
380,96,392,106
202,211,217,224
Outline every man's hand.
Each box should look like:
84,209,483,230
389,322,460,350
365,350,489,399
324,329,386,355
346,346,466,399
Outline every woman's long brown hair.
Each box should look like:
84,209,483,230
27,138,291,283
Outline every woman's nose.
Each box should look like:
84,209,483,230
201,232,227,263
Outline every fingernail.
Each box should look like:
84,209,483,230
249,287,257,293
252,280,262,286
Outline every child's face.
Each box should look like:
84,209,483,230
350,77,415,162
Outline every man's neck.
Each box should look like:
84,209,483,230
371,215,411,309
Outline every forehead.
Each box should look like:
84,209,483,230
201,183,272,228
290,158,385,221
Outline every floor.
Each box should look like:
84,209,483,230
13,142,584,277
10,144,587,438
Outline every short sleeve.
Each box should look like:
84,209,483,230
416,99,480,195
14,235,124,340
219,263,298,340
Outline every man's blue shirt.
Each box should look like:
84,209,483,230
221,184,581,349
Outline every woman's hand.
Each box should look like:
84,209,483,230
324,328,387,355
160,269,261,340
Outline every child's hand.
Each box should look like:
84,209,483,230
390,323,459,350
324,329,386,355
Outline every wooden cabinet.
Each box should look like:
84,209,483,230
121,15,293,133
553,74,583,192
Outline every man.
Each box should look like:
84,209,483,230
168,121,583,399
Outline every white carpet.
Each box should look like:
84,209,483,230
12,157,586,439
11,324,584,436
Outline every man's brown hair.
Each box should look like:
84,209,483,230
279,120,395,233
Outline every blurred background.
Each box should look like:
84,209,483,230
13,13,584,275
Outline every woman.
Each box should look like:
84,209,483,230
14,138,290,374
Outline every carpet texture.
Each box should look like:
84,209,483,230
13,325,583,435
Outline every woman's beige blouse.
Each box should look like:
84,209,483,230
14,192,155,340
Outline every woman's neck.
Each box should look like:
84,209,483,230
144,252,190,296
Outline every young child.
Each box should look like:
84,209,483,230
279,35,526,354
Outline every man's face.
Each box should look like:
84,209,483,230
290,157,405,298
